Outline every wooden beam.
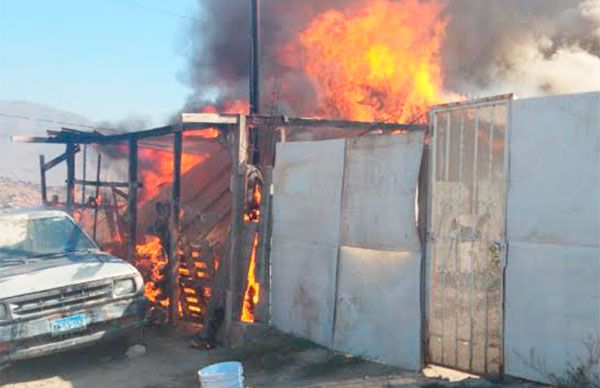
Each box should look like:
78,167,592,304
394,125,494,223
255,168,273,323
127,138,138,262
39,155,47,205
92,154,102,241
43,145,81,171
168,131,182,324
73,179,142,188
65,143,76,213
12,136,62,143
81,145,87,204
12,123,228,145
225,118,248,338
181,113,239,125
250,115,429,131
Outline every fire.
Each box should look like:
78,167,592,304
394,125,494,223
244,181,262,223
183,128,221,140
199,99,249,114
241,232,260,323
135,99,249,203
138,148,206,204
241,180,262,322
284,0,447,122
134,235,169,308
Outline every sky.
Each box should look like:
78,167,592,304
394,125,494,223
0,0,198,126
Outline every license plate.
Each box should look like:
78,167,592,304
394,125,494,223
51,314,87,336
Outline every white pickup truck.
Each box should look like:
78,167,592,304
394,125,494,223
0,209,147,365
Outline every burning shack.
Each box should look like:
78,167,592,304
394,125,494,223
7,0,599,383
13,91,599,385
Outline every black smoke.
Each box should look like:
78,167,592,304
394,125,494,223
181,0,600,112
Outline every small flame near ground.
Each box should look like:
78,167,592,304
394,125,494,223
134,235,169,308
241,232,260,323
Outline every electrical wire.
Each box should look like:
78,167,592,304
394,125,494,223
0,112,115,131
114,1,199,22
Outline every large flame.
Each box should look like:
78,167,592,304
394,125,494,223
137,99,249,204
241,232,260,323
138,149,206,204
133,100,249,318
284,0,447,122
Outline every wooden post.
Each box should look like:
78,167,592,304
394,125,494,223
65,143,76,213
81,144,87,203
168,131,182,324
127,139,138,262
92,153,102,241
419,133,430,370
255,168,272,322
39,155,47,205
225,115,247,337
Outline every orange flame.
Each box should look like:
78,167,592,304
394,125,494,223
241,233,260,323
138,148,206,204
135,99,248,204
134,235,169,308
244,181,262,223
284,0,447,122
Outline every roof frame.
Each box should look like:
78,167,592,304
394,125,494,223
12,113,427,145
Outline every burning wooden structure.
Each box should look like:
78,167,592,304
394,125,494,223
14,114,426,332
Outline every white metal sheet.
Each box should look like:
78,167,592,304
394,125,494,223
272,139,346,245
507,92,600,246
505,92,600,382
504,242,600,383
270,139,345,346
270,238,339,346
340,133,424,251
333,246,422,370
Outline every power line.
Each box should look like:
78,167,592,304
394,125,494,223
0,112,114,131
115,1,199,22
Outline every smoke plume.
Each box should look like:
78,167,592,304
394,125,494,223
182,0,600,113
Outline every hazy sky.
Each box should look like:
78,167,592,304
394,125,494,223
0,0,197,126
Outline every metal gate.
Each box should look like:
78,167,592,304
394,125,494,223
425,96,511,376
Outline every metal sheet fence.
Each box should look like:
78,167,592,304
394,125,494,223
271,132,424,369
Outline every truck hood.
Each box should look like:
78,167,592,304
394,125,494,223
0,252,140,300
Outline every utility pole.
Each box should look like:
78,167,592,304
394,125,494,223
249,0,261,164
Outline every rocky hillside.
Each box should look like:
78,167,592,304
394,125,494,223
0,177,41,210
0,177,64,211
0,100,92,185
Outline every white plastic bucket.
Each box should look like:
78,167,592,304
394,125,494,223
198,361,244,388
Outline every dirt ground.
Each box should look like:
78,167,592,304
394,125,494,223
0,325,532,388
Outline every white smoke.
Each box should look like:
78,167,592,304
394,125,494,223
444,0,600,97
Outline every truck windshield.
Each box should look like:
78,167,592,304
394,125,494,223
0,216,96,261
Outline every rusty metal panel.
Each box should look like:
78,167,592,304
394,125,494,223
427,96,510,376
333,246,422,370
270,139,345,346
340,133,424,251
505,92,600,383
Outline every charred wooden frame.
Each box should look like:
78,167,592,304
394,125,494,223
13,113,425,330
